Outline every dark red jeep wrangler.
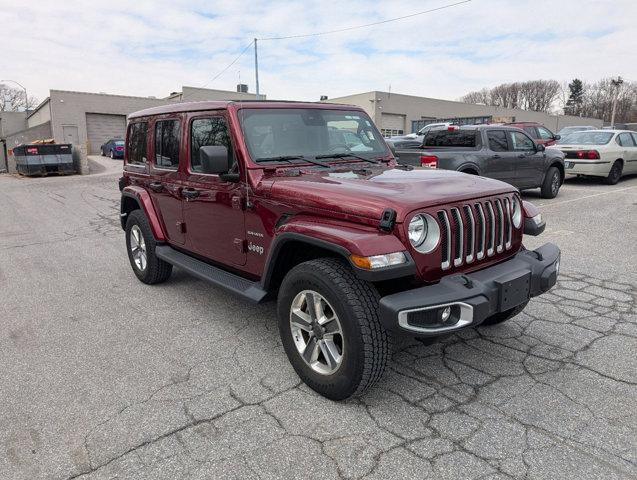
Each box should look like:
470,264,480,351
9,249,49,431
119,101,560,400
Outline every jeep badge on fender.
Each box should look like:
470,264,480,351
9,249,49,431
120,100,560,401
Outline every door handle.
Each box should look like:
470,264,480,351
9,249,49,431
492,155,501,159
182,188,200,200
149,182,163,192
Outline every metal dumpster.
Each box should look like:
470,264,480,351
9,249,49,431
12,143,75,176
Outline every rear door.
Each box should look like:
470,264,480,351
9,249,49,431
148,117,186,245
181,113,246,266
484,129,518,185
507,130,543,188
619,132,637,173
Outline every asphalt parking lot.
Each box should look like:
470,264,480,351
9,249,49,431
1,156,635,480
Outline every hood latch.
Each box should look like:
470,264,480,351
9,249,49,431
379,208,397,232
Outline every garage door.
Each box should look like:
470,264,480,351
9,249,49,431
380,113,406,137
86,113,126,154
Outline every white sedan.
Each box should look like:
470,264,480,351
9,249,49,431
550,130,637,184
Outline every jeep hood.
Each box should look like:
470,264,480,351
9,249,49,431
264,167,516,222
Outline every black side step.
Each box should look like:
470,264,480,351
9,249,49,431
155,246,268,304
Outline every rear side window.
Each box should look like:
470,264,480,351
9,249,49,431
618,132,636,147
127,122,148,165
155,120,181,169
487,130,508,151
423,130,477,147
190,117,234,173
523,127,537,138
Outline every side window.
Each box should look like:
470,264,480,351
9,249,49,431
127,122,148,165
487,130,508,152
618,133,636,147
537,126,554,140
631,133,637,146
523,127,537,138
154,120,180,169
190,117,234,173
509,131,535,151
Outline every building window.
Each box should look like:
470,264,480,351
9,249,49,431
127,122,148,165
380,129,403,138
154,120,180,169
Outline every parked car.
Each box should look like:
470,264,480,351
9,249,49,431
550,129,637,184
505,122,560,146
101,138,125,158
556,125,596,137
119,101,560,400
389,122,452,143
390,125,565,198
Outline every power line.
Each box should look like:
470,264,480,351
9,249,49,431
188,0,471,96
259,0,471,41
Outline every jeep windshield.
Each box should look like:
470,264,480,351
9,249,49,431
238,108,389,165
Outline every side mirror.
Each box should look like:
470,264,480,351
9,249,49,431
199,145,230,174
553,134,561,140
536,144,546,152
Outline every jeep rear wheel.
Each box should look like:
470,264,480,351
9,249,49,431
125,210,172,284
277,258,390,400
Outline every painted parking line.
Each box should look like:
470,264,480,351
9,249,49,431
539,185,636,208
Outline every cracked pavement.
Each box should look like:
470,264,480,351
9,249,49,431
0,157,635,479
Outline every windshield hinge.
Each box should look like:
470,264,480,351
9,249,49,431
379,208,396,232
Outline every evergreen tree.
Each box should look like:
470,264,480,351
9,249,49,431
565,78,584,115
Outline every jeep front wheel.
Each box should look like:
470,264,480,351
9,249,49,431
125,210,172,284
277,258,390,400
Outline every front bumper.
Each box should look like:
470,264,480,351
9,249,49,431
379,243,560,335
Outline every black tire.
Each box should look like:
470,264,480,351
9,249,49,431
110,150,115,159
125,210,172,284
481,300,529,326
604,160,623,185
277,258,390,400
540,166,561,198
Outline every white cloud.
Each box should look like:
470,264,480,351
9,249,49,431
1,0,635,103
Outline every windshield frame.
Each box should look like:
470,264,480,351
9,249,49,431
235,107,390,167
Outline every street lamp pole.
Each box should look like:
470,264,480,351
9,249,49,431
610,76,624,129
0,79,29,116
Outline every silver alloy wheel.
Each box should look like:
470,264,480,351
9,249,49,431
551,171,560,195
130,225,147,271
290,290,344,375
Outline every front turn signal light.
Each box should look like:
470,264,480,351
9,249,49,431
351,252,407,269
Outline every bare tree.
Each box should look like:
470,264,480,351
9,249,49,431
0,84,38,112
580,78,636,123
461,88,490,105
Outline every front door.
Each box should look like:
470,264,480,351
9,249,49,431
148,118,185,245
484,129,519,186
182,114,246,266
508,130,542,188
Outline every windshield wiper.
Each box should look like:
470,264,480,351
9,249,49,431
255,155,330,168
315,152,382,164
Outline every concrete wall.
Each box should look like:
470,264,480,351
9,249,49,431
27,99,52,128
4,121,53,173
326,91,603,133
176,86,264,102
46,90,171,174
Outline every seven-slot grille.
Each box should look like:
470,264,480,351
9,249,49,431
437,196,515,270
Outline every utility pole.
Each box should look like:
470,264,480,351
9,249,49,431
610,76,623,129
254,38,260,100
1,79,29,116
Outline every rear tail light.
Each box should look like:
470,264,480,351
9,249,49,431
420,155,438,168
116,146,124,151
575,150,600,159
447,126,457,131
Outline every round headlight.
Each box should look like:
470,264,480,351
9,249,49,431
512,196,522,228
408,215,427,247
408,214,440,253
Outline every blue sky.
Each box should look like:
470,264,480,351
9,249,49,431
1,0,635,106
